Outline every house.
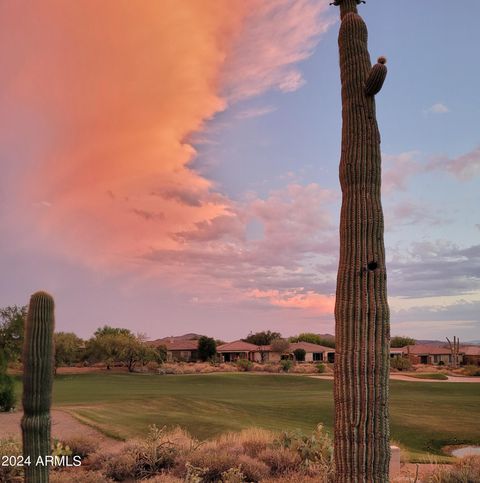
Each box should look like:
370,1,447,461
216,341,260,362
217,340,334,363
463,346,480,366
401,344,464,366
148,338,199,362
289,342,335,363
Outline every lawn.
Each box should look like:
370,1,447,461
14,372,480,461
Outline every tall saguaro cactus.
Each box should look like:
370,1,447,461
22,291,55,483
332,1,390,481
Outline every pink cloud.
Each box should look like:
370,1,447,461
222,0,334,101
426,146,480,180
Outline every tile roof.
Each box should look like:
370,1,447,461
463,346,480,356
217,340,260,352
148,339,198,351
289,342,334,353
402,344,458,355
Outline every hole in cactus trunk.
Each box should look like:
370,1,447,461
367,261,378,271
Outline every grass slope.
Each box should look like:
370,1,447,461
14,372,480,461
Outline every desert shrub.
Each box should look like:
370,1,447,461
61,436,98,459
236,359,253,372
220,466,245,483
424,455,480,482
258,447,302,475
50,470,113,483
280,360,293,372
316,363,326,374
216,428,276,458
438,360,445,366
263,363,280,373
390,357,412,371
275,424,333,472
104,425,186,480
0,372,16,411
292,365,318,374
463,365,480,377
0,438,22,482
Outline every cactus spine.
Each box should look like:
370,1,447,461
21,291,55,483
332,1,390,482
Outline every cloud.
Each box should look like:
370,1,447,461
0,0,333,273
222,0,334,101
425,102,450,114
426,146,480,180
235,106,277,120
382,151,422,193
388,240,480,298
387,200,449,227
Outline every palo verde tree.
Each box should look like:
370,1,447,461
331,1,390,481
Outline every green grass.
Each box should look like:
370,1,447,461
13,372,480,462
407,373,449,380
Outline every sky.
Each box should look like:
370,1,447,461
0,0,479,341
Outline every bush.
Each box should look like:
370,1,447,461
62,436,98,459
464,365,480,377
407,373,448,380
424,455,480,482
258,447,301,475
0,438,22,482
293,349,306,362
236,359,253,372
0,372,16,411
103,425,184,480
390,357,412,371
50,470,113,483
316,363,326,374
280,360,293,373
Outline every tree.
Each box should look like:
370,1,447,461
54,332,84,371
0,305,27,362
289,333,335,349
86,332,128,369
243,331,281,346
390,336,416,348
197,336,216,362
94,325,132,337
332,1,390,481
120,335,159,372
0,351,16,411
270,338,290,354
293,348,306,362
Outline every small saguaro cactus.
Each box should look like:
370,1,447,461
331,0,390,481
21,291,55,483
446,336,460,368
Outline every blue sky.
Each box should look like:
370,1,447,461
0,1,479,341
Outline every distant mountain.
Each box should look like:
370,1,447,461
152,333,205,342
317,333,335,340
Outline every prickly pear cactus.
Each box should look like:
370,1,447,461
21,291,55,483
332,1,390,481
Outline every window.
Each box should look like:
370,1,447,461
313,353,323,361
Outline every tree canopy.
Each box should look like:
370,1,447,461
0,305,27,362
197,336,216,362
289,333,335,348
390,336,416,348
54,332,84,369
243,330,282,346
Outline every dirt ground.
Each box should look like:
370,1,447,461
0,409,125,453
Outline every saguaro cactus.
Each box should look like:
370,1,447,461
21,291,55,483
332,1,390,481
446,336,460,368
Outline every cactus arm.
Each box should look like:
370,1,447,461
365,57,388,96
21,291,55,483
